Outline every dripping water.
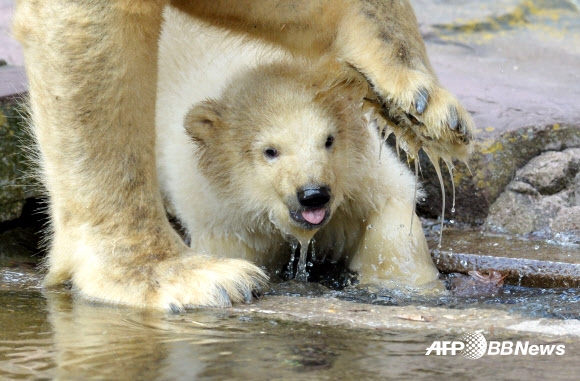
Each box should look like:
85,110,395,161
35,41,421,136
311,238,317,262
285,236,313,281
378,125,393,162
424,149,445,248
409,158,419,236
445,159,456,213
284,241,299,279
295,238,311,282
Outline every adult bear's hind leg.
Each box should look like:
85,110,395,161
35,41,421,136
13,0,265,309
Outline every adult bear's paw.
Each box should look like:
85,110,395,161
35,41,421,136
48,234,269,311
154,255,268,312
334,0,475,162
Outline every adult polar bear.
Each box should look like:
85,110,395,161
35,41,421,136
14,0,474,310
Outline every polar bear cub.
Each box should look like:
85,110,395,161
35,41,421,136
161,63,439,287
156,8,439,288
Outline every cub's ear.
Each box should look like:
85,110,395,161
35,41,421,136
184,100,223,146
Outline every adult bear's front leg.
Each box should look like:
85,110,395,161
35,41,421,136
176,0,475,162
334,0,475,161
13,0,265,310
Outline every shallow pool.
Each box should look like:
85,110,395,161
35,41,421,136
1,268,579,380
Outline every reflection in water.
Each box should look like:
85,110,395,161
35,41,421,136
1,287,580,380
3,289,374,380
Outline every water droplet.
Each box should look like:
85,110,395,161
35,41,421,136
366,224,373,230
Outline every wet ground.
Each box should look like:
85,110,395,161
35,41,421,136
1,276,580,380
2,226,580,380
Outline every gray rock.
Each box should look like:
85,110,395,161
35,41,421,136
486,191,539,235
552,206,580,244
486,148,580,243
507,180,539,196
516,151,572,195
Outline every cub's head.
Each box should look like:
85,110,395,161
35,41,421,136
184,62,372,238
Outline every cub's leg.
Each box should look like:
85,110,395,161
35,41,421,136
349,198,440,288
13,1,264,309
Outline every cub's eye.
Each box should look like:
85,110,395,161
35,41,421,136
263,147,279,159
325,135,334,149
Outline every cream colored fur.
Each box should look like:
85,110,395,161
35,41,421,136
13,1,471,309
157,9,439,287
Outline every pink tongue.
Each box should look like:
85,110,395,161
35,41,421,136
301,208,326,225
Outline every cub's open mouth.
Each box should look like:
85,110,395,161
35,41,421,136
289,207,330,230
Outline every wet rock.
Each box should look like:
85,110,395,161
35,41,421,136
411,0,580,224
517,151,573,195
445,270,505,297
431,228,580,288
486,149,580,243
0,66,37,223
552,206,580,243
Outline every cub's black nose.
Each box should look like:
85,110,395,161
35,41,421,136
297,186,331,207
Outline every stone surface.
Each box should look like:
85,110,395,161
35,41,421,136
430,227,580,288
517,150,575,195
232,296,580,338
486,148,580,243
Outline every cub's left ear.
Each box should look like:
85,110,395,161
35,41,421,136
184,100,223,146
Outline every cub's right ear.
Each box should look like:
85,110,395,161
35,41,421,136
184,100,223,146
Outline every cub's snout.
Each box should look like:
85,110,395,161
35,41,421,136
297,185,331,208
289,185,332,229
